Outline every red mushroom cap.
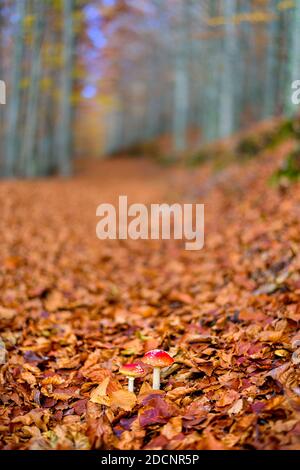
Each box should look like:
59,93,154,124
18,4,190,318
119,363,145,377
142,349,174,368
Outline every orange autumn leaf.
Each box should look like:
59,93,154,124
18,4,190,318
258,330,283,343
161,417,182,439
110,389,137,411
90,376,122,406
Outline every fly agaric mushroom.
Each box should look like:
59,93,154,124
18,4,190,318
119,363,145,392
142,349,174,390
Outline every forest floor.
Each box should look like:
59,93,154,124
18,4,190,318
0,141,300,450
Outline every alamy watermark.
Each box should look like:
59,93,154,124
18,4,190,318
96,196,204,250
0,80,6,104
291,80,300,105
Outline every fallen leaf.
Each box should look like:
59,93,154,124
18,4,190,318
228,399,243,416
90,377,111,406
89,376,122,406
0,338,7,364
161,417,182,439
292,349,300,365
0,307,16,321
258,330,283,343
110,389,137,411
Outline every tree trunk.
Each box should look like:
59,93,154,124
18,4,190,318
4,0,25,177
219,0,237,138
57,0,74,176
172,0,189,153
20,0,44,177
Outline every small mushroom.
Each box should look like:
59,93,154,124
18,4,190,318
142,349,174,390
119,363,145,392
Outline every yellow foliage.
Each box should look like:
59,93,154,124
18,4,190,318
277,0,295,11
206,11,278,27
205,1,297,29
20,78,30,90
98,95,119,109
71,92,83,105
40,77,53,92
72,67,86,80
23,14,35,30
72,11,84,33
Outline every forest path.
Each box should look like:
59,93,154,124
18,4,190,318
0,145,300,450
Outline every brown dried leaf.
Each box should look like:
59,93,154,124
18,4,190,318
228,398,243,416
110,389,137,411
161,417,182,439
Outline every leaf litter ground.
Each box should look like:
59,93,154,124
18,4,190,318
0,147,299,450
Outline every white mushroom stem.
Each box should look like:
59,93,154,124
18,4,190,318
152,367,161,390
127,376,135,392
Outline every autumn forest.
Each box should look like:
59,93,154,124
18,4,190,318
0,0,300,456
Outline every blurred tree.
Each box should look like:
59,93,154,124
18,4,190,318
172,0,189,152
219,0,237,138
263,0,279,119
4,0,25,177
20,0,45,176
56,0,74,175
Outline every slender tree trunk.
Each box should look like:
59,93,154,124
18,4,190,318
219,0,237,138
20,0,44,177
37,15,54,176
202,0,219,143
4,0,25,177
263,1,278,119
172,0,189,153
57,0,74,176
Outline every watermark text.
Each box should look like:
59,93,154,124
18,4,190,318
96,196,204,250
0,80,6,104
